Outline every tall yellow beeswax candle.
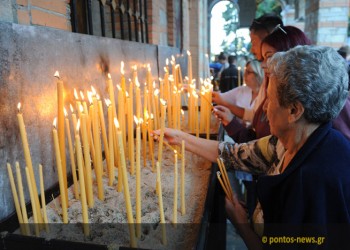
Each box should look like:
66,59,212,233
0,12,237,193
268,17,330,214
52,118,68,223
75,121,90,236
54,71,67,201
115,118,137,248
17,103,43,224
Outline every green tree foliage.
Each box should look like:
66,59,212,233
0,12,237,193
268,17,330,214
256,0,282,17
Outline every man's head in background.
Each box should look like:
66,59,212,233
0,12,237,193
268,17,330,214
249,13,283,61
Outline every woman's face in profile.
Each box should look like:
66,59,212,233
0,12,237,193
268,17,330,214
261,43,277,77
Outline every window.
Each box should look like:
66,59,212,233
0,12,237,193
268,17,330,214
70,0,149,43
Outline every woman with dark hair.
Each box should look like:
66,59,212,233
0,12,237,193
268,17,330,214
213,25,312,143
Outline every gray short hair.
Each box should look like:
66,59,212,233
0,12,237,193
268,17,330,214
247,60,264,86
268,45,349,123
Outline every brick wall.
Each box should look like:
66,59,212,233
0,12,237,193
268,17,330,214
16,0,72,31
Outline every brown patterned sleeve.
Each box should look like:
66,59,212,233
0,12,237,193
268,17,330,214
218,135,279,175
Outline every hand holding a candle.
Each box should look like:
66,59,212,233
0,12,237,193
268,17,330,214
152,127,220,163
212,105,234,126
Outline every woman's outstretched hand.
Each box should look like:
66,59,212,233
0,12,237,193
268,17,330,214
151,128,182,146
213,105,234,126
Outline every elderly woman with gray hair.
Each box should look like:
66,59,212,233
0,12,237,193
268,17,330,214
153,45,350,249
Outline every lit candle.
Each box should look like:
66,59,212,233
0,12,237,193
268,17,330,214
181,140,186,215
187,51,193,87
80,114,94,207
82,91,96,164
117,84,126,154
70,104,78,134
91,87,104,201
194,92,199,137
105,99,115,187
148,114,155,171
7,163,24,234
156,162,167,245
115,118,137,248
120,63,127,152
126,91,135,175
54,71,67,199
135,116,142,238
154,89,160,129
158,99,167,169
15,162,30,235
39,164,49,232
17,103,43,224
173,150,178,225
238,66,241,87
25,167,39,236
64,108,79,200
74,89,82,118
135,78,141,119
97,94,110,175
52,118,68,223
141,117,147,168
75,121,90,236
171,56,177,88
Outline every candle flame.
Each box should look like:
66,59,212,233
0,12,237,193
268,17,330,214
135,77,140,88
154,89,159,96
132,65,137,71
70,104,74,113
150,113,154,119
134,116,138,125
121,61,125,75
171,55,175,62
205,53,209,58
53,117,57,128
64,107,68,117
116,84,121,91
17,102,21,112
76,119,80,132
114,117,120,129
96,94,100,100
181,109,184,115
87,91,93,104
160,99,166,106
238,66,241,70
144,111,149,120
125,91,129,98
139,118,143,124
91,86,96,95
175,64,180,69
79,104,84,113
153,81,156,88
104,98,111,107
74,89,79,100
164,67,168,73
174,150,177,154
187,50,191,56
166,58,169,65
54,71,60,78
80,91,85,100
107,73,112,79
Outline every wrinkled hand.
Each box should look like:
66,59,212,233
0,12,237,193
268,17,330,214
213,105,234,126
151,128,182,146
212,91,223,105
225,196,249,225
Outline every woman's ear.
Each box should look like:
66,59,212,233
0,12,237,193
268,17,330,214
288,101,304,123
